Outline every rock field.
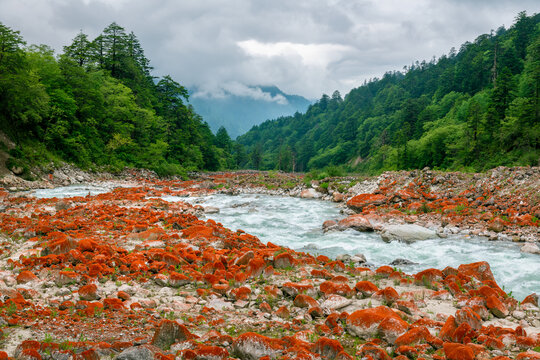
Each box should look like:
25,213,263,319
0,168,538,359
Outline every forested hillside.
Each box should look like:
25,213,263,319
237,12,540,173
0,22,235,177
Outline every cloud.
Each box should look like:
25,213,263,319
0,0,538,99
237,40,353,68
193,82,289,105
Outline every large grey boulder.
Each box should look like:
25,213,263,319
116,347,154,360
380,224,437,243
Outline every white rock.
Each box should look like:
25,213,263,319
380,224,437,243
520,242,540,254
300,188,320,199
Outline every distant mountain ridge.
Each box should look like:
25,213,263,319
189,85,312,138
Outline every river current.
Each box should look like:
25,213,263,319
31,185,539,300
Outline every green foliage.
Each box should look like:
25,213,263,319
238,12,540,173
0,21,234,174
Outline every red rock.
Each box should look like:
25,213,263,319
232,332,283,360
375,265,393,278
323,220,338,231
486,295,509,318
357,343,391,360
320,281,353,297
274,252,294,269
230,286,251,301
169,272,190,287
259,302,272,313
453,322,475,343
394,326,433,347
458,261,495,282
246,256,266,278
192,345,228,360
103,298,124,311
308,306,324,318
152,320,194,349
293,294,319,308
233,251,254,266
16,271,38,284
117,291,130,301
79,284,99,301
439,315,457,341
275,306,290,319
414,268,443,284
337,214,373,231
311,269,333,279
516,353,540,360
312,337,345,359
55,271,79,286
521,293,538,307
347,194,387,211
372,287,399,305
354,281,379,297
443,342,474,360
455,307,482,331
346,306,408,342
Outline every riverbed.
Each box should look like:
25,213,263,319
30,185,539,300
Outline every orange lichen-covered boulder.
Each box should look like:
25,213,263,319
230,286,252,301
443,342,475,360
293,294,318,308
455,307,482,331
346,306,408,343
337,214,374,231
458,262,495,282
320,281,353,297
486,295,509,318
372,287,399,305
312,337,345,359
357,343,391,360
394,326,435,347
274,252,294,269
377,316,410,344
16,271,38,284
232,332,283,360
78,284,99,301
347,194,387,211
355,281,379,297
151,320,194,350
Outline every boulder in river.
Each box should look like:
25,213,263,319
521,242,540,255
380,224,437,243
338,214,374,231
300,188,321,199
390,258,417,266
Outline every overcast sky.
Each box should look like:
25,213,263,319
1,0,538,100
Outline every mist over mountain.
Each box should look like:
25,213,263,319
189,85,312,138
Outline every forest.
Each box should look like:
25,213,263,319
1,12,539,178
237,12,540,174
0,22,236,177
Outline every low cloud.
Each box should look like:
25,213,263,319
193,82,289,105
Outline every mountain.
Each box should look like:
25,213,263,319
237,11,540,173
189,85,312,138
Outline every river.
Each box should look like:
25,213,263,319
31,185,539,300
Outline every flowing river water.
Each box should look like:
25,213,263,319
31,185,539,300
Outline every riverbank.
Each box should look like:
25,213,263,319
0,168,538,358
187,167,540,251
